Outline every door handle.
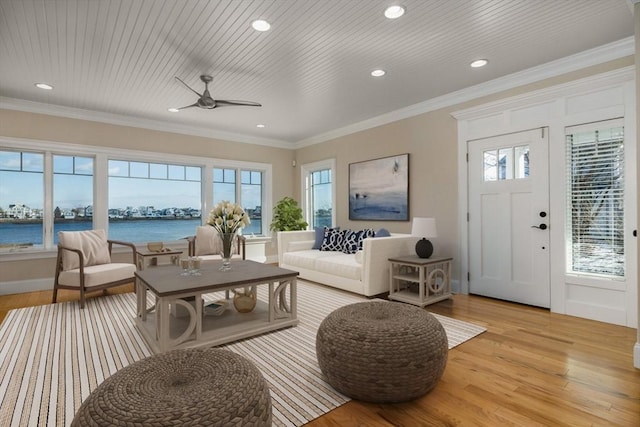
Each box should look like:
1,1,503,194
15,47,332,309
531,224,548,230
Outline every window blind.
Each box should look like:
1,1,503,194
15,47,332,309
565,119,624,277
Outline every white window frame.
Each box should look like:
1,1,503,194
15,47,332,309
0,136,272,259
301,158,336,229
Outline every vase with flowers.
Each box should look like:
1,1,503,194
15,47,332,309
206,201,251,271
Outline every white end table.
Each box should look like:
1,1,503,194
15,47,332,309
388,255,452,307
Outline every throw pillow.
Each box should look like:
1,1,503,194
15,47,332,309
58,229,112,271
375,228,391,237
195,226,222,256
312,227,326,250
358,228,376,249
341,229,360,254
320,227,344,251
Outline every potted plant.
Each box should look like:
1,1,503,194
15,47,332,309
270,197,308,232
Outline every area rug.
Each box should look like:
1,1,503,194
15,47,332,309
0,280,485,427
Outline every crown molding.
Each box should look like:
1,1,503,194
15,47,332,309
295,36,634,148
0,97,295,150
451,66,634,121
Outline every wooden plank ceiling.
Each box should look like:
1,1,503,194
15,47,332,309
0,0,634,145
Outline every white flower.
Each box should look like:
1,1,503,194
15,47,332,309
206,201,249,234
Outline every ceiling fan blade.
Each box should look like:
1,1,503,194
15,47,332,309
177,102,200,110
175,77,202,97
215,99,262,107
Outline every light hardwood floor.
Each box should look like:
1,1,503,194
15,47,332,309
1,287,638,426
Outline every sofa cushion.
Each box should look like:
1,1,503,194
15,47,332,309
195,226,222,256
320,227,344,251
283,250,339,270
58,263,136,287
315,254,362,281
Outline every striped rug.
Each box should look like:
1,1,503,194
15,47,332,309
0,281,485,427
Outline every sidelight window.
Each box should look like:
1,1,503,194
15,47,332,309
565,119,624,277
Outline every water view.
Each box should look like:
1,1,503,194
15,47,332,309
0,218,263,246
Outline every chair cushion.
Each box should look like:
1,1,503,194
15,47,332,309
195,226,222,256
58,229,112,271
57,263,136,288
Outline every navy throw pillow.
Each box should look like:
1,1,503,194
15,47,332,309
320,227,344,251
358,228,376,249
341,229,359,254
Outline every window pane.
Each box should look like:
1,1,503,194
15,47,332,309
566,123,624,277
241,170,262,235
109,160,128,176
129,162,148,178
108,161,202,242
483,150,497,181
149,163,167,179
168,165,184,180
53,155,93,240
514,146,530,179
213,168,236,204
185,166,200,181
311,169,332,228
498,148,513,180
0,151,44,248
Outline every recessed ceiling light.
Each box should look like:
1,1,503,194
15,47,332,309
35,82,53,90
470,59,488,68
371,69,386,77
252,19,271,31
256,124,265,128
384,5,405,19
168,108,179,113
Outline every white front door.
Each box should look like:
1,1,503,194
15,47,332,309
468,128,550,307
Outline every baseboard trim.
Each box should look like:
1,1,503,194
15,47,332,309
634,342,640,369
1,278,52,295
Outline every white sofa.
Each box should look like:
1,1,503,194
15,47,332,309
277,230,416,296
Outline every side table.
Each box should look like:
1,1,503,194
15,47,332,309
136,247,182,270
388,256,452,307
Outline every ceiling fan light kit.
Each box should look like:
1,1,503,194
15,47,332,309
174,75,262,111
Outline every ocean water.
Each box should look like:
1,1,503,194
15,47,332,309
0,219,263,245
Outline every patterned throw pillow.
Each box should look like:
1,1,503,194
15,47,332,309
358,228,375,249
342,228,376,254
341,229,360,254
320,227,345,251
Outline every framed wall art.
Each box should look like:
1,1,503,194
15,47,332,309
349,153,409,221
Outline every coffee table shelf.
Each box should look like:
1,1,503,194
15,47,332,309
135,260,299,353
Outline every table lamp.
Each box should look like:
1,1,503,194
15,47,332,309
411,217,437,258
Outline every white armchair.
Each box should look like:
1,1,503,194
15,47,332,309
187,226,246,261
53,229,137,308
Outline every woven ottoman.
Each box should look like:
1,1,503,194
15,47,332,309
316,301,448,403
72,348,271,426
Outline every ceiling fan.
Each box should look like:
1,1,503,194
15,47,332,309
174,74,262,110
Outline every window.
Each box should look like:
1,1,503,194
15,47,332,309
483,146,529,181
241,170,263,235
0,138,273,252
565,119,624,277
213,168,236,203
213,168,263,235
302,159,336,229
53,155,94,242
0,150,44,248
108,160,202,242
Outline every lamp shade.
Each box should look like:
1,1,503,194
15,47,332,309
411,217,437,258
411,218,437,238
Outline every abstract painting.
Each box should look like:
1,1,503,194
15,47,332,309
349,153,409,221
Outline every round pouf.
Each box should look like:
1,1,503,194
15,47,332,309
316,301,448,403
72,348,271,426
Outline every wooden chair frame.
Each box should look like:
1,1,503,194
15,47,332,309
53,239,137,309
